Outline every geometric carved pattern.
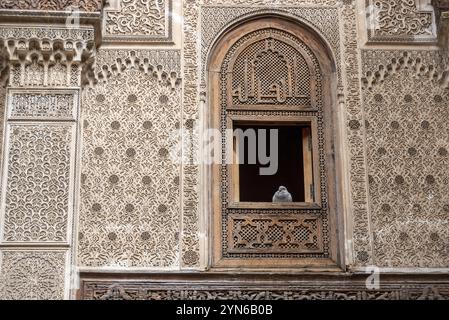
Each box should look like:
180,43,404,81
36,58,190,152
362,50,449,268
228,215,322,254
366,0,436,43
230,37,313,107
0,250,66,300
362,50,449,90
78,49,182,267
1,124,73,243
219,27,329,260
103,0,172,43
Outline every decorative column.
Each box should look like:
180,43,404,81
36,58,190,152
0,4,100,299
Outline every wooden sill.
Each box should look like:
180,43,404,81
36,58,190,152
228,201,322,210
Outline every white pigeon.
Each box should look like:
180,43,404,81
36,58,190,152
272,186,292,202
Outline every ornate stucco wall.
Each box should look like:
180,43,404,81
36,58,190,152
0,0,448,300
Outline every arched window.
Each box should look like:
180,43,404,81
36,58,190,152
207,17,342,269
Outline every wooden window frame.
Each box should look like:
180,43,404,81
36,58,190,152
207,17,344,271
227,114,321,210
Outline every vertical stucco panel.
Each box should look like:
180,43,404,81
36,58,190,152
77,49,182,268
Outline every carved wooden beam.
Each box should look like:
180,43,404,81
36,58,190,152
79,272,449,300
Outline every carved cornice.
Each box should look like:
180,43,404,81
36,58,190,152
433,0,449,9
0,0,104,12
79,273,449,300
433,0,449,49
0,2,104,46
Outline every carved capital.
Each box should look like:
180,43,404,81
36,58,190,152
433,0,449,9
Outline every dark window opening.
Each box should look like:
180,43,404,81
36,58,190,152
233,123,313,203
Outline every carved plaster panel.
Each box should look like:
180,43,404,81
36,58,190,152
0,250,67,300
0,90,78,245
8,91,77,120
365,0,437,43
362,50,449,267
340,2,374,267
0,123,75,243
0,21,91,300
78,49,182,268
181,0,202,268
103,0,173,43
2,124,73,242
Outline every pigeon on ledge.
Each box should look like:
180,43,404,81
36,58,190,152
272,186,292,202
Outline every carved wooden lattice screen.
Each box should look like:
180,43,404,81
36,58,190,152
211,21,339,269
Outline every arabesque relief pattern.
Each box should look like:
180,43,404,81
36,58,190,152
2,124,73,243
0,250,66,300
181,0,201,268
0,0,448,300
104,0,172,42
362,50,449,267
366,0,436,42
340,1,373,267
78,49,182,268
201,0,340,5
